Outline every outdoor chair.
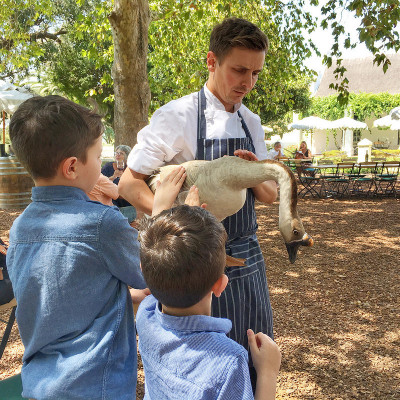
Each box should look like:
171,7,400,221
297,165,321,198
375,161,400,197
351,162,378,197
286,159,299,176
0,373,24,399
321,162,355,198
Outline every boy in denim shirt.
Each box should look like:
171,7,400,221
7,95,148,400
137,202,281,400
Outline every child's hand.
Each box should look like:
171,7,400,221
247,329,281,377
152,166,186,216
185,185,207,209
234,149,259,161
130,288,151,304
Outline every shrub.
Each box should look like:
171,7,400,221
322,150,347,158
371,149,400,161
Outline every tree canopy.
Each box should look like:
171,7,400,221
1,0,399,143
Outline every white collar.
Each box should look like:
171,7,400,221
204,83,242,113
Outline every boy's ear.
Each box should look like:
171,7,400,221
61,157,79,181
211,274,228,298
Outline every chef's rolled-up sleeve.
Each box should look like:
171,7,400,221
127,106,188,175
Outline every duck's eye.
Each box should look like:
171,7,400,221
293,229,299,236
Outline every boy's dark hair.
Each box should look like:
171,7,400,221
209,17,269,63
10,95,103,180
139,205,227,308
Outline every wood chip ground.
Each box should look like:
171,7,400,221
1,197,399,399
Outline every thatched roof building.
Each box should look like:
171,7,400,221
314,53,400,97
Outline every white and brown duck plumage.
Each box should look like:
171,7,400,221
147,156,313,263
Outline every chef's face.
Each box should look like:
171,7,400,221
206,47,265,112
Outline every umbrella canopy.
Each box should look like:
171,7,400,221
373,106,400,146
373,114,393,128
0,81,34,152
0,81,33,115
331,117,367,130
389,106,400,120
373,108,400,131
289,116,334,130
262,125,273,133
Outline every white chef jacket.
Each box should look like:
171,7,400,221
127,84,269,176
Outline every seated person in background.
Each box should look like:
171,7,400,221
7,95,148,400
102,145,136,223
87,173,119,206
295,140,312,160
295,140,315,176
136,171,281,400
266,141,284,160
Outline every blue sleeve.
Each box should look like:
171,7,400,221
99,207,146,289
217,353,254,400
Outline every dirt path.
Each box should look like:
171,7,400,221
1,198,399,399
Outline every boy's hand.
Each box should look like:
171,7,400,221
152,166,186,216
234,149,259,161
247,329,281,377
248,329,281,400
185,185,207,209
130,288,151,304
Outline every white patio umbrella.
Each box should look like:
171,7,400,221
331,117,367,130
288,116,334,130
389,106,400,119
288,116,334,153
373,106,400,146
330,117,367,153
0,81,33,156
0,81,33,115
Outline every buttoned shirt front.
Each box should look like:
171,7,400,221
7,186,146,400
136,295,254,400
128,84,269,175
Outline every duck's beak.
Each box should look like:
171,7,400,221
285,233,314,264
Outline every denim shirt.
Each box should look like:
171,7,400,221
7,186,146,400
136,295,254,400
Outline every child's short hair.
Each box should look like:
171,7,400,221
10,95,103,180
139,205,227,308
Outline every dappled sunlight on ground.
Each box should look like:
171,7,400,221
1,198,399,398
257,197,400,399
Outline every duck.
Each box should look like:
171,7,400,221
147,156,313,263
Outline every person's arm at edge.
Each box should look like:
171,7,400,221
118,168,154,215
98,174,119,200
252,181,278,204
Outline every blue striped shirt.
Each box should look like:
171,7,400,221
137,295,254,399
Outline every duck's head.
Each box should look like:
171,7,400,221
280,215,313,264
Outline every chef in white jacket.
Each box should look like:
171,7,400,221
119,17,278,392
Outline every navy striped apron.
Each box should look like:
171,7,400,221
196,88,274,355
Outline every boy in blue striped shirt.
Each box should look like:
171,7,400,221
136,177,281,400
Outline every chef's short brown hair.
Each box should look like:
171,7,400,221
139,205,227,308
10,95,103,180
209,17,269,63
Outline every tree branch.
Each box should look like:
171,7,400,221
0,30,67,50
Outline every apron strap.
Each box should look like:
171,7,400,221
197,87,255,157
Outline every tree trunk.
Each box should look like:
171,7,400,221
109,0,150,148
